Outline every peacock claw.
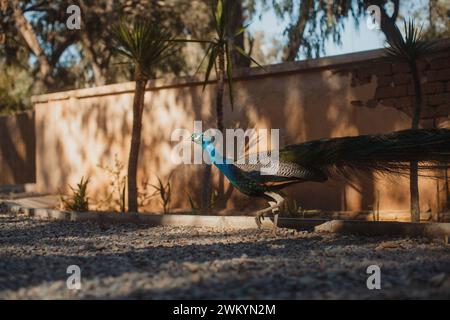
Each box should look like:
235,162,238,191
255,212,265,229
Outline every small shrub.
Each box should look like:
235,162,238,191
138,178,155,209
284,198,302,217
98,154,127,212
187,193,201,215
186,187,218,214
151,174,173,214
61,177,90,212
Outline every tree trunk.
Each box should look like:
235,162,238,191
409,61,422,222
226,0,248,68
11,0,54,89
428,0,438,38
284,0,313,61
445,169,450,211
201,165,212,213
127,76,147,212
216,47,225,133
216,46,227,207
410,161,420,222
80,33,108,86
91,61,107,86
201,47,226,212
379,0,402,43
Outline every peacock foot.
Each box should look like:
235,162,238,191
255,211,266,228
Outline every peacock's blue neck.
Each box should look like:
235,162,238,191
202,142,232,174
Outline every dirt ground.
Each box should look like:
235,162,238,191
0,212,449,299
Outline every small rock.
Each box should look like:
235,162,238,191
298,276,315,286
375,241,403,251
183,262,200,272
430,273,446,287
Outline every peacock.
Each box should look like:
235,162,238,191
191,129,450,227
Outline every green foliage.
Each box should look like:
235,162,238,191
385,19,438,63
187,193,201,214
61,177,90,212
111,18,177,80
177,0,262,109
151,174,173,214
0,65,32,114
384,18,438,222
247,0,366,60
187,187,218,214
97,155,157,212
284,198,303,217
283,198,323,218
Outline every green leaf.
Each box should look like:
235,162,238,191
202,45,218,92
384,19,437,63
225,41,234,110
234,23,250,37
234,45,264,68
195,43,213,75
210,0,220,35
111,18,177,80
215,0,223,26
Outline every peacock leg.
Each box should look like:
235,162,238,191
255,192,285,228
255,203,276,228
268,192,284,229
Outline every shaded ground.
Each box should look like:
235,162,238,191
0,212,449,299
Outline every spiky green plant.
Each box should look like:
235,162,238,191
111,19,176,213
195,0,262,124
186,187,219,215
385,19,437,222
385,20,437,66
61,177,90,212
151,174,173,214
175,0,262,213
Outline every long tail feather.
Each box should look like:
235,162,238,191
281,129,450,179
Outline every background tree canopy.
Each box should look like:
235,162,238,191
1,0,449,114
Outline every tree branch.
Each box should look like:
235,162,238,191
10,0,53,86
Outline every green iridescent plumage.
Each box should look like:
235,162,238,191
192,129,450,226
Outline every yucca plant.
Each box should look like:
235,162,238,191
197,0,261,130
186,187,219,215
61,177,90,212
176,0,262,212
111,19,176,213
151,173,173,214
385,19,437,222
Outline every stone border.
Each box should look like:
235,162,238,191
2,201,450,241
315,220,450,241
1,201,325,230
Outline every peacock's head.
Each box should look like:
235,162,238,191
191,132,212,148
190,132,203,145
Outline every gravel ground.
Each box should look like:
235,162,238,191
1,212,450,299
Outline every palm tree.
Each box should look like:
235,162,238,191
179,0,261,211
111,19,175,212
385,20,437,222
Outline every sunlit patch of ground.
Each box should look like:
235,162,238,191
0,212,449,299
